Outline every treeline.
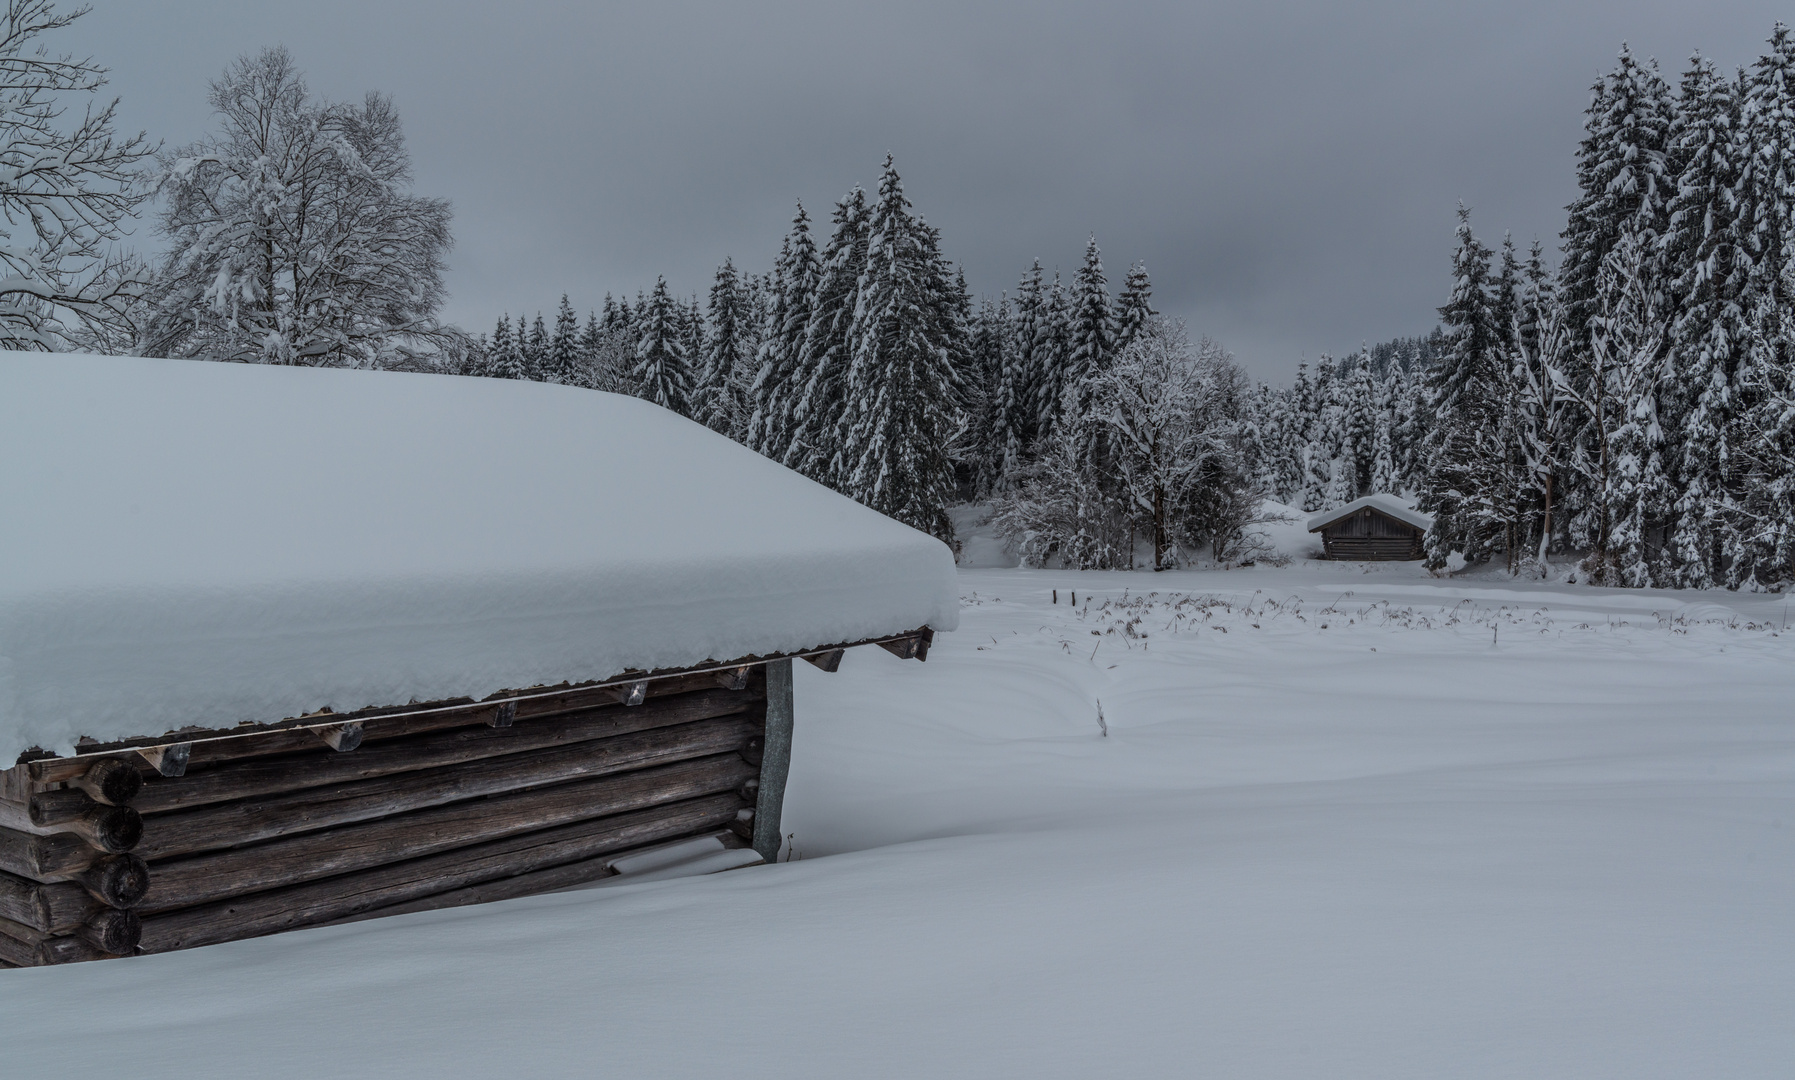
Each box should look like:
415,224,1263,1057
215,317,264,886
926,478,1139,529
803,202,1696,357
471,157,1165,545
1400,26,1795,590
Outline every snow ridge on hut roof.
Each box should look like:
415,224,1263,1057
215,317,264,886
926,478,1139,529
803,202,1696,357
0,353,959,760
1305,494,1434,534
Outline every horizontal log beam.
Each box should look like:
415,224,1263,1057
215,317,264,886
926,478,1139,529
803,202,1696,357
143,753,759,913
23,670,737,784
0,798,142,853
131,686,759,816
140,713,761,861
335,829,750,925
138,792,746,953
0,824,107,880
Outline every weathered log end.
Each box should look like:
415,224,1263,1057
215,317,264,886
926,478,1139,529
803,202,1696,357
802,649,844,673
85,805,144,854
738,736,763,767
614,681,649,707
79,907,141,955
137,743,193,778
714,666,751,692
81,854,151,909
73,758,144,806
487,701,518,729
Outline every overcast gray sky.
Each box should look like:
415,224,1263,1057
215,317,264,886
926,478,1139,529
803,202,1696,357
65,1,1795,380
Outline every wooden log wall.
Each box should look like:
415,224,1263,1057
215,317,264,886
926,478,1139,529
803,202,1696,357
0,668,769,966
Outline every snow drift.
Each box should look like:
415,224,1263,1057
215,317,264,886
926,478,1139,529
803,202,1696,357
0,353,959,761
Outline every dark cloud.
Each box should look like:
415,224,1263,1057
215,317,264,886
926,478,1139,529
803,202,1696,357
68,0,1795,379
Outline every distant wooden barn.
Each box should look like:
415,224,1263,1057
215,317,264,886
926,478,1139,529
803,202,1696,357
1306,496,1432,561
0,354,959,967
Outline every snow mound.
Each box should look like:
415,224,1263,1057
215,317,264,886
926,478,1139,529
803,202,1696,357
0,353,959,761
1239,500,1321,564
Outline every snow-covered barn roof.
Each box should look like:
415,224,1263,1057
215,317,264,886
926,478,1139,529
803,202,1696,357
0,353,959,761
1305,495,1434,534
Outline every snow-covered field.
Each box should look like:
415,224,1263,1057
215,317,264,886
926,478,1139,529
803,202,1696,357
4,562,1793,1078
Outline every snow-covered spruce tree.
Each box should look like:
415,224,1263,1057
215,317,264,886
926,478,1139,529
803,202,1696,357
524,313,548,380
633,276,693,415
788,187,868,484
547,295,580,384
1065,235,1115,388
1558,46,1673,358
0,0,151,350
996,260,1046,476
487,314,525,380
1726,24,1795,588
1344,346,1378,496
148,47,451,366
601,293,629,333
1420,205,1513,569
1032,272,1074,441
747,205,819,462
1662,55,1747,587
836,158,961,540
1113,262,1155,354
963,294,1009,497
697,257,749,436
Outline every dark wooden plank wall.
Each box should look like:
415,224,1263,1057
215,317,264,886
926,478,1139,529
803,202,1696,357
1320,508,1425,561
0,671,768,965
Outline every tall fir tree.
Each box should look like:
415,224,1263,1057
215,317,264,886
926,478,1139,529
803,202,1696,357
789,187,869,484
633,276,693,416
1113,262,1155,354
1664,55,1747,586
548,294,580,385
837,157,961,539
698,257,749,436
1421,205,1511,567
1032,272,1074,441
748,205,820,462
488,313,525,380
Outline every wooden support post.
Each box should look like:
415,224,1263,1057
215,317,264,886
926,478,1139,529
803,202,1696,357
312,722,364,753
69,758,143,806
487,701,517,728
137,743,192,778
752,657,793,864
714,666,751,691
802,649,844,673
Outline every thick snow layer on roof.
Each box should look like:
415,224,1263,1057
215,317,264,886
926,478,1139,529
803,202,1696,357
0,353,959,761
1305,494,1434,533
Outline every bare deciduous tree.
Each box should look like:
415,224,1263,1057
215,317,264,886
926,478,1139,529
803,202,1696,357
0,0,151,350
144,47,451,367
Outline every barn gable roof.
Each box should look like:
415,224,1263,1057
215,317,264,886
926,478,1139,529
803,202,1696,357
1306,494,1434,534
0,353,959,761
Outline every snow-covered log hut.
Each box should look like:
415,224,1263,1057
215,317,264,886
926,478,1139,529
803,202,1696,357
1306,495,1432,561
0,354,959,967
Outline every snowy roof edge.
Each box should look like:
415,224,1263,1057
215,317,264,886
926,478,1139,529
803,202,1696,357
1305,495,1434,533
